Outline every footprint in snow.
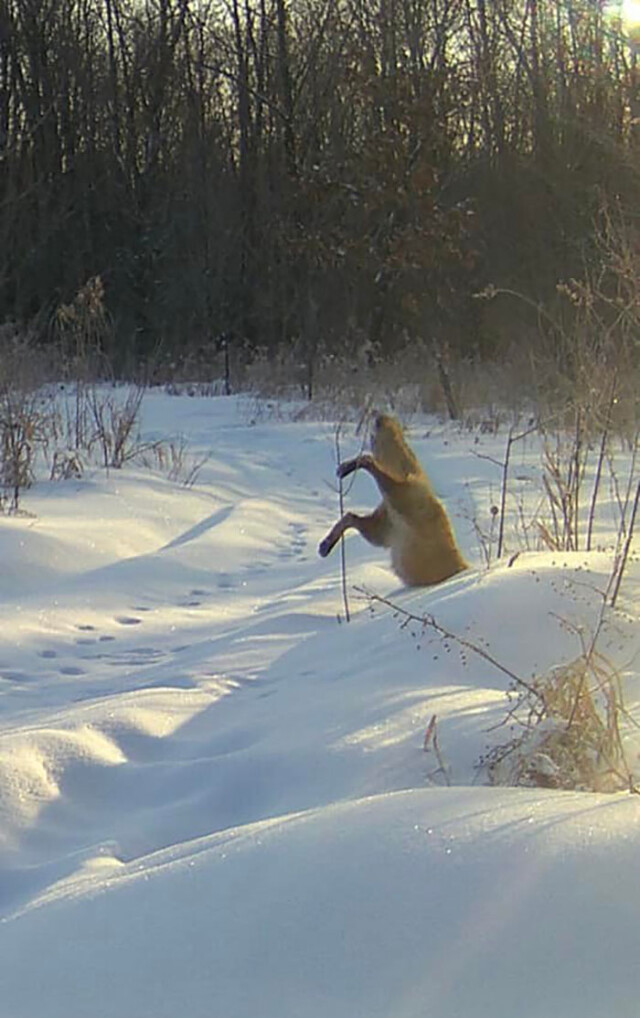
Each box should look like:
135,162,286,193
176,587,213,607
59,665,86,677
115,616,142,626
278,522,308,560
38,650,58,659
216,573,237,589
104,647,165,667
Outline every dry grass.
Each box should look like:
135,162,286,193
483,651,634,792
138,438,210,487
361,582,638,795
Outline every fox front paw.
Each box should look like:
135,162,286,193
337,457,359,479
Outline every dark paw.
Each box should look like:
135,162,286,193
337,458,356,479
318,539,330,557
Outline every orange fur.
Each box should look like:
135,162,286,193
318,413,468,586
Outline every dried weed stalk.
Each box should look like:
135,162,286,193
482,649,634,792
358,580,637,794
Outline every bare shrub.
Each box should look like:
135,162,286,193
139,437,210,487
87,384,147,469
47,381,154,474
0,393,39,511
50,448,84,481
467,387,639,568
54,276,113,381
0,331,52,512
53,277,117,456
537,415,588,552
482,651,632,792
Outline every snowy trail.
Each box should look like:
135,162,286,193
0,393,639,1017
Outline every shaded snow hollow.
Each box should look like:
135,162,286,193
0,392,639,1018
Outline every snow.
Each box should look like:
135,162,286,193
0,391,639,1017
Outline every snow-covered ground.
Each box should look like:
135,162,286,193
1,391,639,1018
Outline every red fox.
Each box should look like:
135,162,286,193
318,413,468,586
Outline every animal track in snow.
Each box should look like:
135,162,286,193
178,586,214,605
2,670,31,682
103,646,166,667
216,573,237,589
278,521,308,560
31,587,218,683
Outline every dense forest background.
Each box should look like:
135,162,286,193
1,0,639,385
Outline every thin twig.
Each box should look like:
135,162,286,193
571,405,583,550
432,723,451,785
335,425,351,623
496,421,538,559
423,714,437,751
586,380,617,552
497,426,513,558
356,587,545,704
610,476,640,609
618,433,640,557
